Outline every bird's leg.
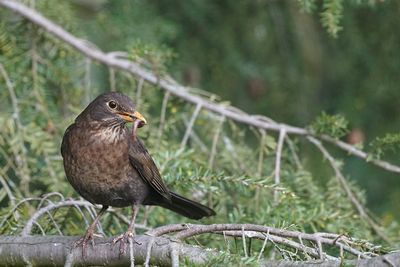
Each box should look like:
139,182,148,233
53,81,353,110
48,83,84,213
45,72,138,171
113,204,140,254
74,205,108,256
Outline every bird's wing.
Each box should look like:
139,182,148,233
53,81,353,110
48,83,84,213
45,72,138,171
128,137,171,201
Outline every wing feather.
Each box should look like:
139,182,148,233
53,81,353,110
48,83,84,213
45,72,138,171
128,137,171,200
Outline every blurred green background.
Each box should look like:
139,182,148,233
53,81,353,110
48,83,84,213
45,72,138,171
70,0,400,220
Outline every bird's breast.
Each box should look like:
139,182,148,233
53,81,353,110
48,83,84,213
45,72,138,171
63,125,146,206
69,127,129,171
91,125,126,143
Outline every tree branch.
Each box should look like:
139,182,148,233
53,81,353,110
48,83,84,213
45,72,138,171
1,0,399,174
0,235,214,266
307,136,390,243
147,223,378,260
0,236,398,266
19,199,150,236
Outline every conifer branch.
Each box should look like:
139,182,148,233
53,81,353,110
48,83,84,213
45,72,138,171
1,0,400,175
307,136,391,243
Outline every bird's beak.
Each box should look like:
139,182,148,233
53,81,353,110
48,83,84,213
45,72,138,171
117,111,147,127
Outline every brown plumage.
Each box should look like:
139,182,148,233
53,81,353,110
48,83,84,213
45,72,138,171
61,92,215,252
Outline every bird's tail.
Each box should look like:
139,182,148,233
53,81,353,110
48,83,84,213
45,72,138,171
158,192,215,220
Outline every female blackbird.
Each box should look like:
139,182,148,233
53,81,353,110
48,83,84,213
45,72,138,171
61,92,215,251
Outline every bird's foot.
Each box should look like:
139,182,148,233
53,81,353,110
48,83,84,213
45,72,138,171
113,230,139,255
73,229,97,256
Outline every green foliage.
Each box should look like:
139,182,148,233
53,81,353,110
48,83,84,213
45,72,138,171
298,0,318,13
128,40,176,74
320,0,344,38
309,112,349,138
369,133,400,160
298,0,383,37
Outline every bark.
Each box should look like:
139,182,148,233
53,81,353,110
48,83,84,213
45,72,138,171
0,236,399,266
264,252,400,267
0,235,214,266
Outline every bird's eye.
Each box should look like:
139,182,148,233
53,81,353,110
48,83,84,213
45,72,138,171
108,101,117,109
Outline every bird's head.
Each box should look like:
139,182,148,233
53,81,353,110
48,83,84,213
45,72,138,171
76,92,147,129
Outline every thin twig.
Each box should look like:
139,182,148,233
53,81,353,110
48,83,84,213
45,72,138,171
129,237,135,267
0,175,16,207
71,204,91,229
144,236,155,267
307,136,390,243
255,129,266,209
21,200,97,236
0,197,43,230
135,78,144,109
257,130,266,177
223,135,251,175
242,225,248,257
109,67,116,92
84,58,92,104
157,91,171,142
208,115,225,169
0,63,31,195
150,223,375,259
33,221,45,235
284,136,302,169
222,230,326,260
182,118,209,153
180,103,202,150
147,224,189,237
257,231,269,261
274,129,286,201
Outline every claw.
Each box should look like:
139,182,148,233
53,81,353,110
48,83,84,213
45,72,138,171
113,231,140,255
113,204,141,256
73,229,95,256
71,205,108,257
113,205,140,255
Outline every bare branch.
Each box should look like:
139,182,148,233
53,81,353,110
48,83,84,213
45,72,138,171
21,199,149,236
109,67,116,92
182,117,209,153
21,200,93,236
158,91,171,142
135,78,144,109
257,130,266,176
84,58,92,104
208,115,225,169
180,103,202,149
274,128,286,201
147,224,188,237
1,235,396,266
307,137,390,243
220,230,327,260
149,223,378,259
0,235,215,266
0,175,16,207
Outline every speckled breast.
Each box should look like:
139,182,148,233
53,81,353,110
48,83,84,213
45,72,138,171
62,125,149,207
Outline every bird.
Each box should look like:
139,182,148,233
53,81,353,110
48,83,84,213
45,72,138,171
61,91,215,253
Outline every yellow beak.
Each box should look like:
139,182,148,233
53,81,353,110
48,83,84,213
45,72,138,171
118,111,147,125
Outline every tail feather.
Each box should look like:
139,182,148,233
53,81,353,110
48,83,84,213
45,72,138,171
158,192,215,220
